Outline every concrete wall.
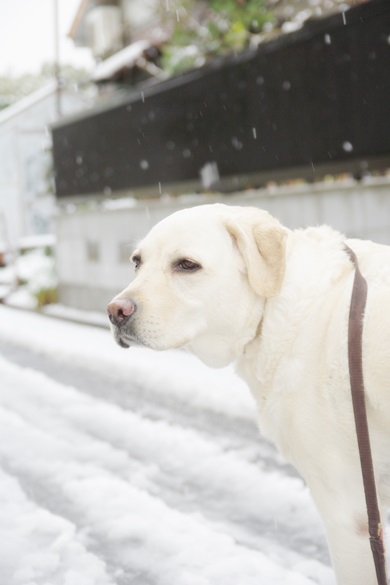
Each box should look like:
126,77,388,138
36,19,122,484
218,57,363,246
56,177,390,312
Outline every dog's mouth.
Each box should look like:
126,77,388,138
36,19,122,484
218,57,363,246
115,332,135,349
118,337,130,349
112,325,144,349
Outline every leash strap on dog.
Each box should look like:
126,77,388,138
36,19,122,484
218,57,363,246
345,245,388,585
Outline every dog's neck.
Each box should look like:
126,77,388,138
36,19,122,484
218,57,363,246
236,227,351,439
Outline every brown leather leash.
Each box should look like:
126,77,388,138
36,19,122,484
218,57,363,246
345,245,388,584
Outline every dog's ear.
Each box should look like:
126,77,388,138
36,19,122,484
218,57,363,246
224,210,287,298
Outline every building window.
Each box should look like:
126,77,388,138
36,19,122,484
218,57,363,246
86,240,100,262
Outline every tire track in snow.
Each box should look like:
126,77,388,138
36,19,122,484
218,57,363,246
0,339,295,475
0,465,117,585
0,400,319,585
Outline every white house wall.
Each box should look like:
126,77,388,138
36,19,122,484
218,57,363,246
56,178,390,312
0,87,89,249
0,127,23,248
122,0,159,32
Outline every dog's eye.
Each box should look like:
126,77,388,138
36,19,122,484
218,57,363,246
175,259,201,272
132,255,141,270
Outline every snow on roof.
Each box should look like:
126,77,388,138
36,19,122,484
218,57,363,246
278,0,368,26
0,81,57,126
92,40,151,82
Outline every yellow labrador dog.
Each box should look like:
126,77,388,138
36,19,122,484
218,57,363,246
108,204,390,584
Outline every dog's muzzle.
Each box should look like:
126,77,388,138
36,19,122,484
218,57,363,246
107,297,137,348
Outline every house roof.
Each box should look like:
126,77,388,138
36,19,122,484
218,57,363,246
92,40,151,82
68,0,370,83
0,82,58,126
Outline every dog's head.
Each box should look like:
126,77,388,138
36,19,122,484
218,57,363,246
108,204,286,367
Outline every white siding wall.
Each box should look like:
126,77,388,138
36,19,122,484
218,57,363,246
56,178,390,311
0,87,89,248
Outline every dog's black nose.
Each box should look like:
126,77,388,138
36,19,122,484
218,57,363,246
107,298,136,327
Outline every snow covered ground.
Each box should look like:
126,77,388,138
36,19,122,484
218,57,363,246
0,305,337,585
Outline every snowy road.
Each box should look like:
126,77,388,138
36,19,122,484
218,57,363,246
0,305,335,585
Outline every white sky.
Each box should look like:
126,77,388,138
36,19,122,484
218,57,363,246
0,0,94,77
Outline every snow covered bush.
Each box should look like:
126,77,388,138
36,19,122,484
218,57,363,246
16,249,58,308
